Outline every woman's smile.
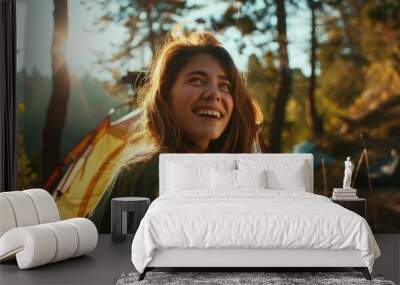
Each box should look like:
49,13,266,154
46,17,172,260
193,105,226,119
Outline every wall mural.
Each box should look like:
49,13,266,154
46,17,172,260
16,0,400,233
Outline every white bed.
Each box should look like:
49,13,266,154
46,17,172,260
131,154,380,280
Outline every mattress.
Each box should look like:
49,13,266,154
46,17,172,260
131,190,380,273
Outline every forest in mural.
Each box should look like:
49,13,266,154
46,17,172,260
16,0,399,233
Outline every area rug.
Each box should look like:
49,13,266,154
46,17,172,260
116,271,396,285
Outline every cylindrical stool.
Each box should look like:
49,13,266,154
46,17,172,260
111,197,150,242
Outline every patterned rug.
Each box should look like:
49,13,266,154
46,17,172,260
116,271,396,285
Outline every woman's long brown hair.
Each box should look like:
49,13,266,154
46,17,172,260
118,31,260,168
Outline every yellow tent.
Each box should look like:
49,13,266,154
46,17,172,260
45,110,140,220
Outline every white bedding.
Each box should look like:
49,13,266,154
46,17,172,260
131,190,380,273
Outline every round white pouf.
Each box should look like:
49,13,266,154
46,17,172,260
0,195,17,237
42,221,79,262
0,191,39,227
64,218,98,257
24,188,59,223
0,226,57,269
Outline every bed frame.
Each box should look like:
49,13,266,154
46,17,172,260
141,248,370,280
138,154,371,280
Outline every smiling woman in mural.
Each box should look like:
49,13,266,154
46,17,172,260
89,31,265,233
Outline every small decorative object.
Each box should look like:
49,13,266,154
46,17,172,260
332,157,358,200
343,157,353,189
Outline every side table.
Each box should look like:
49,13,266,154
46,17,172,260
331,197,366,218
111,197,150,242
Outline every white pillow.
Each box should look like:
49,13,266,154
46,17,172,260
236,169,267,188
167,162,212,191
266,168,306,191
238,159,307,191
211,169,268,190
211,168,236,190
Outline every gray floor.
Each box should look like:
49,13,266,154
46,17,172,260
0,234,399,285
374,234,400,284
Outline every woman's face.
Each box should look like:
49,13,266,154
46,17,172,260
170,53,234,152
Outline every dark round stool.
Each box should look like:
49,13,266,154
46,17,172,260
111,197,150,242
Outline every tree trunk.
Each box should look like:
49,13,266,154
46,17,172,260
42,0,70,186
337,1,363,66
306,0,324,138
268,0,292,153
145,0,156,56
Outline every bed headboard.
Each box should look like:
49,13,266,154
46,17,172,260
159,153,314,195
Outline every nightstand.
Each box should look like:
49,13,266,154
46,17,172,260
330,198,366,218
111,197,150,242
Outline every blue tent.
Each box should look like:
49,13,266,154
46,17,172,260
292,141,335,168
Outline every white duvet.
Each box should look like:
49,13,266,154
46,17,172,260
131,190,380,273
